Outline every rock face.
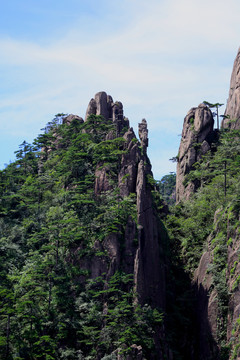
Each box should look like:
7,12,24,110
194,246,220,359
90,98,166,308
176,103,215,202
222,47,240,129
226,229,240,354
193,207,240,359
63,114,84,125
85,91,129,135
138,118,148,153
84,93,166,357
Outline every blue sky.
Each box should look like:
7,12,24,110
0,0,240,179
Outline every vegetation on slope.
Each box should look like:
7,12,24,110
3,109,240,359
0,115,163,360
164,128,240,359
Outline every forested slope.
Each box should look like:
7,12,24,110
0,98,167,360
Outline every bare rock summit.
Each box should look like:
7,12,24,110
176,103,214,202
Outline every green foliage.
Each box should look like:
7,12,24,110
166,130,240,272
164,127,240,358
203,101,224,129
0,114,162,359
158,173,176,206
189,117,194,125
78,272,163,357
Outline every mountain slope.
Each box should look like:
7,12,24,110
0,92,167,360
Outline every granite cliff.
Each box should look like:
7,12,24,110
222,47,240,129
84,92,166,311
176,103,216,202
174,48,240,359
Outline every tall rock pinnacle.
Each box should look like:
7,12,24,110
85,91,129,135
176,103,214,202
222,47,240,129
85,92,166,311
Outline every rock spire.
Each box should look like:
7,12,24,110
222,47,240,129
87,93,165,308
85,91,129,135
176,103,214,202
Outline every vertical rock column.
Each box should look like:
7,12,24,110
84,91,129,135
134,119,166,310
176,104,214,202
222,47,240,129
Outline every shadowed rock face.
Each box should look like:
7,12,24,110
176,103,214,202
90,97,166,309
193,207,240,359
84,93,167,357
193,249,220,360
222,47,240,129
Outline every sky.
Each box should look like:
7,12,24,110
0,0,240,179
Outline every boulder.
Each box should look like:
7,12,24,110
62,114,83,125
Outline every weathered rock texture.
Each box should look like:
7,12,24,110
85,91,129,135
84,93,166,357
177,50,240,359
89,95,166,308
193,207,240,359
222,47,240,129
193,242,220,359
226,228,240,356
176,104,215,202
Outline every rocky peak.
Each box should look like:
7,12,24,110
176,103,214,202
85,93,166,309
138,118,148,153
222,47,240,129
85,91,129,135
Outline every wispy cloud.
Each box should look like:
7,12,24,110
0,0,239,177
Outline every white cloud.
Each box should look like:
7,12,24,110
0,0,239,174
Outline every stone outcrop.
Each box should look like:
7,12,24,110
85,91,129,135
63,114,84,125
176,103,215,202
226,229,240,351
89,96,165,310
84,93,166,357
193,207,240,359
138,118,148,153
193,245,219,359
176,50,240,359
222,47,240,129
